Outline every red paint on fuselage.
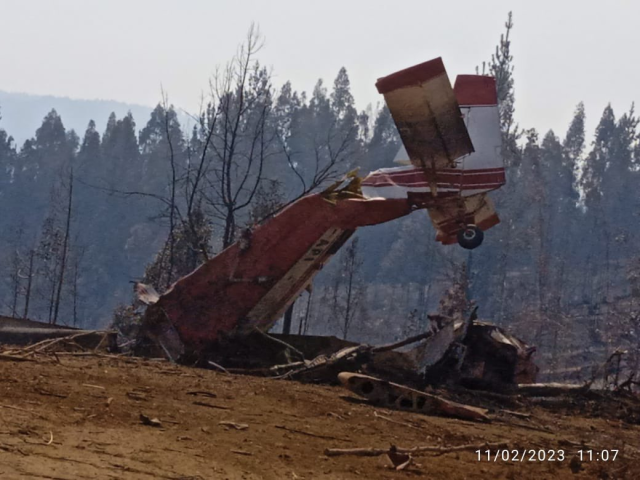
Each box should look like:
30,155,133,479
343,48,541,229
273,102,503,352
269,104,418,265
154,194,413,351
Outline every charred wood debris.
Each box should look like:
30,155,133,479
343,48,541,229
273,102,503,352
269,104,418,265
2,292,640,427
5,285,639,426
2,294,640,471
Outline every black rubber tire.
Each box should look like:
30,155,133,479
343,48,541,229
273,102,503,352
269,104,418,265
457,225,484,250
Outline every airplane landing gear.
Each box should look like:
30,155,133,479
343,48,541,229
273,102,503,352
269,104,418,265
457,225,484,250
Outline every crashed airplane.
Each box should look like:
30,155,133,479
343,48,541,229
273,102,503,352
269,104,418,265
363,59,504,247
138,57,506,357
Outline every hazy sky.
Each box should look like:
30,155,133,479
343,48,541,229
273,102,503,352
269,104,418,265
1,0,639,139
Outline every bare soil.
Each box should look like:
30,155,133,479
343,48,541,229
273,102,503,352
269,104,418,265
0,354,639,479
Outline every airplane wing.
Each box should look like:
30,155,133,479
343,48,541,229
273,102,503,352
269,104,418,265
376,57,474,169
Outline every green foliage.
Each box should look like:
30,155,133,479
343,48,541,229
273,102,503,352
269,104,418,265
489,11,519,158
362,106,399,173
564,102,585,163
0,118,17,194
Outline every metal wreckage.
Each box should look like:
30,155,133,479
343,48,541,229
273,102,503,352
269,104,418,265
131,57,539,421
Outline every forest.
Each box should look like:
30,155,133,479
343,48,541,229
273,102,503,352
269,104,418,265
0,14,639,382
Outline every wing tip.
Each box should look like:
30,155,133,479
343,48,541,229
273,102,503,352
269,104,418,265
375,57,446,95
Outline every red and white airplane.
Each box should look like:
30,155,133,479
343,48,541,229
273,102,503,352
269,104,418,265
362,57,505,248
139,57,506,356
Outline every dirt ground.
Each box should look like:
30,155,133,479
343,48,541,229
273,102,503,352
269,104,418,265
0,354,639,480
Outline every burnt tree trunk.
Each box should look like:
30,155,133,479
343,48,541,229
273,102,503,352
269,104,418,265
282,303,294,335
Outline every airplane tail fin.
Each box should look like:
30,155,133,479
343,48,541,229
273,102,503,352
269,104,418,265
453,75,504,175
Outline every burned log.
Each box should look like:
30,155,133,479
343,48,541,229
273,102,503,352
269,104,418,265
338,372,489,422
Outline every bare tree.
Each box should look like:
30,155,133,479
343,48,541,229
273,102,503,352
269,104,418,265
203,24,278,248
331,237,364,340
35,212,63,323
298,290,313,335
266,84,361,223
142,208,212,290
52,167,74,325
248,180,285,225
93,97,212,291
183,116,215,262
6,228,24,316
7,248,21,317
2,224,26,317
93,25,275,281
161,89,178,287
277,125,357,203
22,247,35,319
71,245,85,327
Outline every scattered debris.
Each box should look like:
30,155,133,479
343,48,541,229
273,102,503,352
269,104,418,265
0,316,117,351
82,383,105,390
192,401,230,410
0,403,36,414
569,455,583,474
418,318,538,389
324,441,509,457
0,347,639,478
127,391,148,401
338,372,489,422
0,353,38,363
186,391,217,398
373,411,425,431
218,421,249,431
133,282,160,306
35,387,68,399
231,449,253,456
387,446,413,470
206,360,229,374
139,413,162,428
514,383,590,397
275,425,350,442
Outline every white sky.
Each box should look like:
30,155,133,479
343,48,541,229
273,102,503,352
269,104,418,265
1,0,639,139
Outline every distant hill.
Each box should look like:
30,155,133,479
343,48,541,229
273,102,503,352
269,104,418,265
0,90,155,146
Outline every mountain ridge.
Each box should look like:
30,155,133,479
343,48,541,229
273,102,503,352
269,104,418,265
0,90,155,146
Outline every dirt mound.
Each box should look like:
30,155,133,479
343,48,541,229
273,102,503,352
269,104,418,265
0,355,639,479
